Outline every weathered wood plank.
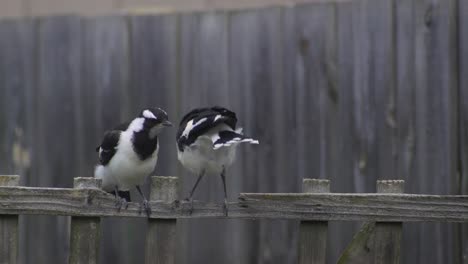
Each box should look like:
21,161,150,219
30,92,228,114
81,16,133,264
338,180,403,264
298,179,329,264
145,176,178,264
413,0,459,263
69,178,101,264
0,186,468,221
330,2,361,262
230,7,293,264
179,11,231,264
0,175,19,264
128,14,179,176
0,19,36,264
35,15,83,264
460,0,468,262
373,180,404,264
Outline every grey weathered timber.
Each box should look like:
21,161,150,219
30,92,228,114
179,11,232,264
231,7,294,264
35,16,83,264
69,178,101,264
128,14,179,176
2,186,468,221
81,16,134,264
374,180,404,264
330,2,360,262
460,0,468,261
394,1,418,263
413,0,459,263
0,20,36,264
0,175,19,264
337,180,404,264
145,176,178,264
298,179,330,264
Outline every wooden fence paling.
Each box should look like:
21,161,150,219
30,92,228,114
0,175,19,264
69,177,101,264
374,180,404,264
145,176,178,264
299,179,330,264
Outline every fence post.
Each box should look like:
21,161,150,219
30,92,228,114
0,175,20,264
69,177,102,264
145,176,178,264
374,180,404,264
298,178,330,264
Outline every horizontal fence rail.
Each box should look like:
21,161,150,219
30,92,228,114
1,175,463,264
0,178,467,222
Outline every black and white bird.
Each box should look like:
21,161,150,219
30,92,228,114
94,107,172,216
176,106,259,216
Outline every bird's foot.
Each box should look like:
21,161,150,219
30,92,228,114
138,199,151,217
184,197,194,215
115,197,128,212
223,199,228,217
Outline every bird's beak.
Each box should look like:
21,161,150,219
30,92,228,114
162,120,173,127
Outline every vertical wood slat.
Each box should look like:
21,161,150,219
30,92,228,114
374,180,404,264
298,179,330,264
0,175,19,264
145,176,178,264
337,180,404,264
69,177,101,264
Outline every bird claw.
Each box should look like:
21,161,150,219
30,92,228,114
115,197,128,212
139,199,151,217
184,197,194,215
223,199,228,217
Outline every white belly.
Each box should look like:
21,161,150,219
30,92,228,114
177,136,237,176
95,132,159,191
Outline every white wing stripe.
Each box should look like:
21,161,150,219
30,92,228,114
181,118,207,139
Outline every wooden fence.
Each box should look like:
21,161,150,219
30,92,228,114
2,174,468,264
0,0,466,263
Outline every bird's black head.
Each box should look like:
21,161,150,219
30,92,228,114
139,107,172,137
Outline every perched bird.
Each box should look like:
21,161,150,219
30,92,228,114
176,106,259,216
94,107,172,216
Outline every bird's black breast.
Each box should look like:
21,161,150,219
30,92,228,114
97,130,121,166
132,131,158,161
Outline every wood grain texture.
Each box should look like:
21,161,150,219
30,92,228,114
0,176,19,264
373,180,404,264
230,7,295,264
337,180,403,264
329,2,361,262
128,14,179,176
145,176,178,264
81,16,135,264
413,0,459,263
34,16,83,264
0,186,468,222
460,0,468,262
0,19,36,264
69,178,101,264
179,11,232,264
298,179,330,264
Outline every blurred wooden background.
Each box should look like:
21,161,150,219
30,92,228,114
0,0,466,263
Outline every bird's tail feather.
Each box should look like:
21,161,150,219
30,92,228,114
213,130,259,150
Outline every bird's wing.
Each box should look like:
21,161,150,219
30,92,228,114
96,130,121,165
212,130,259,150
176,106,237,150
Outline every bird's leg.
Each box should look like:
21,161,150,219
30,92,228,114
184,170,205,214
220,167,228,216
136,185,151,217
114,185,128,211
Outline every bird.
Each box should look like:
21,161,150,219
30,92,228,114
176,106,259,216
94,107,172,216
